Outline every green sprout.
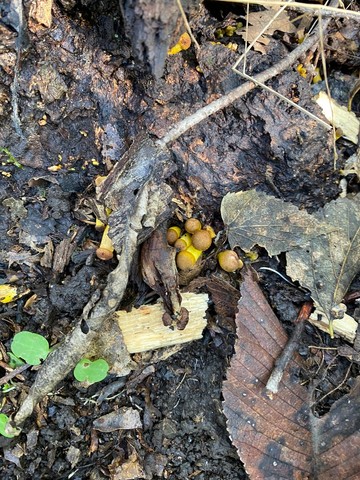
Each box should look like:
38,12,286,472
73,358,109,385
0,147,23,168
10,331,50,366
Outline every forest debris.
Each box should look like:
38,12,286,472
223,268,360,479
236,7,296,54
14,140,174,427
52,237,78,273
141,228,187,329
93,407,142,432
109,448,146,480
66,445,81,469
221,190,334,256
308,309,358,343
29,0,53,30
30,63,67,103
287,195,360,336
116,293,208,353
315,91,359,144
339,148,360,178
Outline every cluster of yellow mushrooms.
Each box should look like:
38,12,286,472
167,218,243,273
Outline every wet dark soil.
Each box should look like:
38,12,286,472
0,0,359,478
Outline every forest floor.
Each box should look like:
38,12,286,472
0,1,359,479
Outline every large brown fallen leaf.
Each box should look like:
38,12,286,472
237,7,296,54
287,195,360,330
223,268,360,480
221,190,334,256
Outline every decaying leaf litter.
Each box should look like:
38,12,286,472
0,0,360,478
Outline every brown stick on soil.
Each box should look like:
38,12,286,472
265,301,313,397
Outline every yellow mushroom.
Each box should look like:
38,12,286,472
174,232,192,251
168,32,191,55
96,224,114,260
192,229,212,251
184,218,201,234
218,250,243,273
176,245,202,271
166,226,181,245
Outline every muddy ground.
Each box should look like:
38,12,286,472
0,0,359,479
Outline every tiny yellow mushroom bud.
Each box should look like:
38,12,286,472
218,250,243,273
204,225,216,239
96,224,114,260
184,218,201,234
168,32,191,55
192,229,212,251
176,245,202,271
166,226,181,245
245,250,259,261
174,232,192,251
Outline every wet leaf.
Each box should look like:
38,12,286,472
287,195,360,328
315,92,359,144
237,7,296,54
221,190,333,256
0,284,18,304
223,269,360,479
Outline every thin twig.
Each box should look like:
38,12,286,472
318,13,338,169
158,17,332,146
0,363,31,386
265,301,313,396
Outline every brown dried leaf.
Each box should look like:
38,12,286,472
93,407,142,433
237,7,296,54
221,190,334,256
287,195,360,326
223,269,360,479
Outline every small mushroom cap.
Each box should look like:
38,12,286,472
167,226,181,245
96,247,114,261
218,250,243,272
184,218,202,234
192,229,212,251
176,251,196,270
179,32,191,50
174,233,192,251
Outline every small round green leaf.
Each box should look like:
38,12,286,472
73,358,109,385
0,414,15,438
11,331,50,366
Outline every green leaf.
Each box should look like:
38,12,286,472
0,147,23,168
11,331,50,366
73,358,109,385
0,414,15,438
7,352,25,369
